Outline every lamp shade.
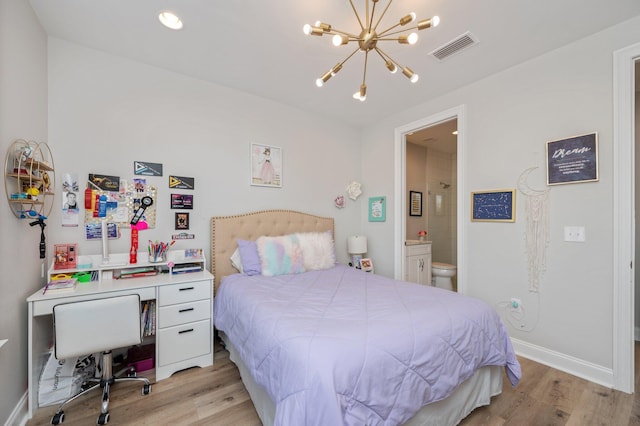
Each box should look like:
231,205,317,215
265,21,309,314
347,235,368,254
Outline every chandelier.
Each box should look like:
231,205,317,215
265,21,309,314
303,0,439,101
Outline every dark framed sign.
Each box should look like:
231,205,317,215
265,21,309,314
409,191,422,216
471,189,516,222
546,132,598,185
170,194,193,209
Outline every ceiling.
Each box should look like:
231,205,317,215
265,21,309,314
28,0,640,128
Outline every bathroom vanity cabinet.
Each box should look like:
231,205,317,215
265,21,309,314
405,242,432,285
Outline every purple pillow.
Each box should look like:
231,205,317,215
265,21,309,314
237,239,261,276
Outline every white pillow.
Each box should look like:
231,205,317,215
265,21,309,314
230,248,243,273
296,232,336,271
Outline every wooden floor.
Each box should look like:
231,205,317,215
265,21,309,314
27,339,640,426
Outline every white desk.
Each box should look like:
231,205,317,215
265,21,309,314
26,269,214,419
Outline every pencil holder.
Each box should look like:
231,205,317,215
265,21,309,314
148,252,166,263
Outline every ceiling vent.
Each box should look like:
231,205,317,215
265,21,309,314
429,32,478,61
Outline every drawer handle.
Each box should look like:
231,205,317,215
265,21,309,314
178,307,194,313
178,328,194,334
178,287,194,291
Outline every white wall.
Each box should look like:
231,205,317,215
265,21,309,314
362,16,640,382
0,0,48,423
46,39,362,267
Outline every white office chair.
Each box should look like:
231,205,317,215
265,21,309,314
50,294,151,425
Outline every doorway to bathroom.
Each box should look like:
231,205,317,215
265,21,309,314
405,120,457,288
394,106,465,292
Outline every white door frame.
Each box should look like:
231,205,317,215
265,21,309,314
613,43,638,394
394,105,466,291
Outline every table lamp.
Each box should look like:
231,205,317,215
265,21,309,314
347,235,368,268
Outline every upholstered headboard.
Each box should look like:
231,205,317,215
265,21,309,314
210,210,335,293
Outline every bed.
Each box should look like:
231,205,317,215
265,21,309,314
211,210,520,426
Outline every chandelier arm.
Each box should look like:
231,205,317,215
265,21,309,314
362,50,370,86
375,46,402,68
327,28,360,39
336,47,362,69
377,22,405,38
372,0,394,32
378,26,423,38
348,0,365,31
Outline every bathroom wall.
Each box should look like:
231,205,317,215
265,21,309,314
406,142,427,239
425,148,457,265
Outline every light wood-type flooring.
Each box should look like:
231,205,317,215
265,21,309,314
27,339,640,425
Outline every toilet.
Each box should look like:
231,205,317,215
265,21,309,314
431,262,457,291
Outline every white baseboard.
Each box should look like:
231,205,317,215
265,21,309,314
512,338,614,389
4,391,28,426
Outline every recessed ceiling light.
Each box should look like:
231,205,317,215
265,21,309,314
158,11,183,30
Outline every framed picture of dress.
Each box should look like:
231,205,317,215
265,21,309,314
251,143,282,188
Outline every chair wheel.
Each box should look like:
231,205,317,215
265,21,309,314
97,412,109,425
51,411,64,424
142,383,151,395
127,369,137,378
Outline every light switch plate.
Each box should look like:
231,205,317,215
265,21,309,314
564,226,586,242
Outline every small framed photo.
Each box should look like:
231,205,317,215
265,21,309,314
368,196,386,222
546,132,598,185
409,191,422,216
175,212,190,230
251,143,282,188
471,189,515,222
359,258,374,273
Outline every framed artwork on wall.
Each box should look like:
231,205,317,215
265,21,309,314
409,191,422,216
471,189,515,222
368,196,386,222
546,132,598,185
175,212,190,230
251,143,282,188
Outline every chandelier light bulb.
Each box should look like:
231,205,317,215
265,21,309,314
332,34,349,46
316,78,325,87
411,73,419,83
385,61,397,73
352,91,366,102
432,16,440,27
303,24,312,35
408,33,418,45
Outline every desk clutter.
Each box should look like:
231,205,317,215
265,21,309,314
45,248,206,286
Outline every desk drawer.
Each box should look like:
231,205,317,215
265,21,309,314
158,299,210,328
158,280,210,306
32,287,156,316
157,319,211,366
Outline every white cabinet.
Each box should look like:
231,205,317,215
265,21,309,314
156,279,213,380
405,243,432,285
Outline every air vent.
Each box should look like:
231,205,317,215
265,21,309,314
429,32,478,61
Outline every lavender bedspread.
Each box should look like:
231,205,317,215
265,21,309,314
214,265,521,426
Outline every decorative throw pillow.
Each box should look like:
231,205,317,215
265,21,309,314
237,239,261,276
256,235,305,276
296,232,336,270
230,248,243,273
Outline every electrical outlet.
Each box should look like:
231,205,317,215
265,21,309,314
510,297,522,313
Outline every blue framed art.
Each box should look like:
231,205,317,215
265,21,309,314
471,189,515,222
